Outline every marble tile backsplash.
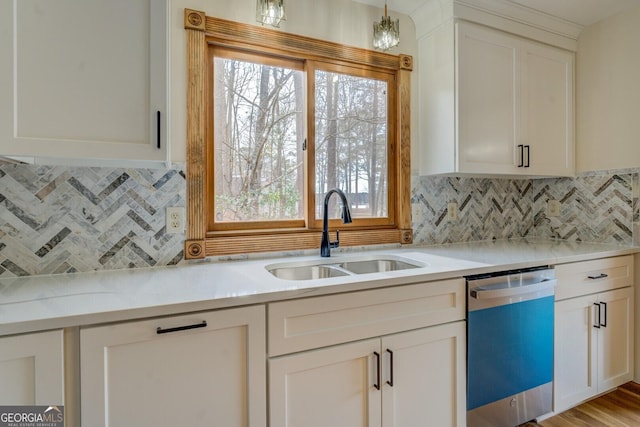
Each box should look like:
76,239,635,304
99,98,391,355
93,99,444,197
0,164,185,277
0,164,637,277
412,169,640,247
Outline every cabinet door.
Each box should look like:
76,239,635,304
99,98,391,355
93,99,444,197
381,322,466,427
269,339,381,427
554,295,597,412
0,330,64,405
81,306,266,427
597,287,634,391
521,42,574,176
0,0,167,164
456,22,519,175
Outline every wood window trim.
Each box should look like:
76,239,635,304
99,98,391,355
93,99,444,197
183,9,413,259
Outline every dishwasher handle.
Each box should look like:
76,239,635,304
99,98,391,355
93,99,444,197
470,279,556,300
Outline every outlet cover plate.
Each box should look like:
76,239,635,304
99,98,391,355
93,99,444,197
547,200,561,217
166,207,185,233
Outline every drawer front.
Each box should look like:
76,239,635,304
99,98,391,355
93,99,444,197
555,255,634,301
268,279,465,356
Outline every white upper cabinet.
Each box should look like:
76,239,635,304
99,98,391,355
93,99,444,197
419,20,574,177
0,0,168,166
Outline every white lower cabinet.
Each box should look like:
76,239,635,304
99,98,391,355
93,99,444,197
554,256,634,413
269,322,465,427
80,306,266,427
0,330,64,405
382,323,466,427
268,279,467,427
270,338,381,427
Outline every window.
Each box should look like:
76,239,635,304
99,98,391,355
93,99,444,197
211,49,305,229
183,10,413,258
312,65,395,226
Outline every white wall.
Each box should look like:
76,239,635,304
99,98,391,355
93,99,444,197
576,4,640,172
170,0,418,164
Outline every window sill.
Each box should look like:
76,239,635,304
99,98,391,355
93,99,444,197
185,228,413,258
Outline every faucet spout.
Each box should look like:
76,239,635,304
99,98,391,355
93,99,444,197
321,188,352,257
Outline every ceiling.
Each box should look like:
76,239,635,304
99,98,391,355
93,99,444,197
358,0,639,27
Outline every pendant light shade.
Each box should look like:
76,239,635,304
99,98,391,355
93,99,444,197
256,0,286,28
373,3,399,51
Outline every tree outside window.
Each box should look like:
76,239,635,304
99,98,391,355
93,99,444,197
212,49,393,230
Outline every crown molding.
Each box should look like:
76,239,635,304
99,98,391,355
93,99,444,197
412,0,581,50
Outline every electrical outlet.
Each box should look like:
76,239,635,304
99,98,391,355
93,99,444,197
447,203,458,221
166,207,185,233
547,200,561,217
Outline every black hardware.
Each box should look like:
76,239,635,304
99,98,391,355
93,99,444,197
320,189,352,257
524,145,530,168
593,303,601,329
600,301,607,328
386,349,394,387
156,320,207,335
302,138,307,151
156,111,161,149
518,145,524,167
373,351,381,390
588,273,609,280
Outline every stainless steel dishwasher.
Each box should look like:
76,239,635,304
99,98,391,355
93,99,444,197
466,267,556,427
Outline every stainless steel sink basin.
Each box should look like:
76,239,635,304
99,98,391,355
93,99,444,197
266,255,423,280
336,259,420,274
268,264,350,280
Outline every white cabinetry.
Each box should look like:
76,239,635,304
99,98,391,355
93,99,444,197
0,0,168,165
419,21,574,177
268,279,466,427
0,330,64,405
80,306,266,427
554,256,634,412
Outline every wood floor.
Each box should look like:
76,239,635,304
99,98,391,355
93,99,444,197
530,382,640,427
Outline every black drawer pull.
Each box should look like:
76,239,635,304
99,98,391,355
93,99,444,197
156,111,162,149
386,349,394,387
373,351,381,390
593,303,601,329
156,320,207,335
517,145,524,167
588,273,608,280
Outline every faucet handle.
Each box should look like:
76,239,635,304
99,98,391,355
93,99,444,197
330,230,340,249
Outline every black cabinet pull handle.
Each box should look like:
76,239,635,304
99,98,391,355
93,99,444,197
156,110,161,149
600,301,607,328
588,273,608,280
593,303,601,329
156,320,207,335
517,145,524,167
524,145,530,168
373,351,381,390
386,349,394,387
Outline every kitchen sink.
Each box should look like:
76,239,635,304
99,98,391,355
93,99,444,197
336,259,419,274
268,264,350,280
266,255,423,280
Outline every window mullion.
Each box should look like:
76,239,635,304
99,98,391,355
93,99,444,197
305,60,319,230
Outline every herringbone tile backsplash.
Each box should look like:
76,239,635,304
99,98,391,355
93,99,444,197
412,169,639,246
0,164,185,277
0,164,638,277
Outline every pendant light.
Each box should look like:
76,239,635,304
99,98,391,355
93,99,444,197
256,0,286,28
373,1,400,51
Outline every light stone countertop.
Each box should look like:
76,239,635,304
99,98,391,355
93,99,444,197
1,238,638,336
